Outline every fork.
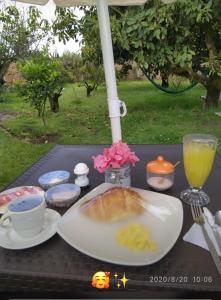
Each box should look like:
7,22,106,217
191,203,221,274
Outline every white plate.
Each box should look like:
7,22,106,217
0,209,61,250
57,183,183,266
0,186,44,214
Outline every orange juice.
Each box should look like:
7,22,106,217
184,142,216,188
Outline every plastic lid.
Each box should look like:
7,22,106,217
45,183,81,207
146,156,174,174
38,171,70,189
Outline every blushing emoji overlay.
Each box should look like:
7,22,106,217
91,271,110,289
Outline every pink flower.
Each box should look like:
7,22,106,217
92,142,139,173
92,154,109,173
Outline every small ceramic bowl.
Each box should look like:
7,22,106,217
38,171,70,190
45,183,81,207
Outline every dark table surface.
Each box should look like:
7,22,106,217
0,144,221,299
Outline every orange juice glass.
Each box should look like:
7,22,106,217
180,134,217,206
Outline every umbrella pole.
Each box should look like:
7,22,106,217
96,0,125,143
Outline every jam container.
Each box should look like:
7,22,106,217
146,156,174,191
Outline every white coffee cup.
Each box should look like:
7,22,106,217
0,194,46,238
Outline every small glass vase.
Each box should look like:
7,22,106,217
105,164,131,186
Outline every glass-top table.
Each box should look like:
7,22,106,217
0,144,221,299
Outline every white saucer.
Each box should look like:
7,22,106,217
0,209,61,250
0,186,44,214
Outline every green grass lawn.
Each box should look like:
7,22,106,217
0,80,221,190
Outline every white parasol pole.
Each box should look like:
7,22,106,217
96,0,126,143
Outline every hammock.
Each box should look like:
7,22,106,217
141,67,198,94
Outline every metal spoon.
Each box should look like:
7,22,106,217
215,211,221,227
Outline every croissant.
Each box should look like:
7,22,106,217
80,187,144,222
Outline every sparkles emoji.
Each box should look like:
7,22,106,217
91,271,110,289
120,273,129,288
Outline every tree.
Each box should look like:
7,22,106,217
53,7,133,78
18,54,64,124
52,7,79,45
120,0,221,107
0,5,51,84
53,1,221,107
79,45,104,97
80,61,104,97
79,6,134,76
53,8,105,96
59,51,83,83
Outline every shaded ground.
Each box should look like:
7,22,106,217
203,119,221,129
0,111,59,144
30,133,60,144
0,111,18,140
0,111,16,121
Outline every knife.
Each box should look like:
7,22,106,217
204,207,221,253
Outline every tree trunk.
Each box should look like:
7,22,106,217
0,61,11,85
84,81,96,97
204,86,220,108
0,76,5,86
49,87,63,113
86,87,92,97
49,94,60,113
86,85,94,97
161,74,169,88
